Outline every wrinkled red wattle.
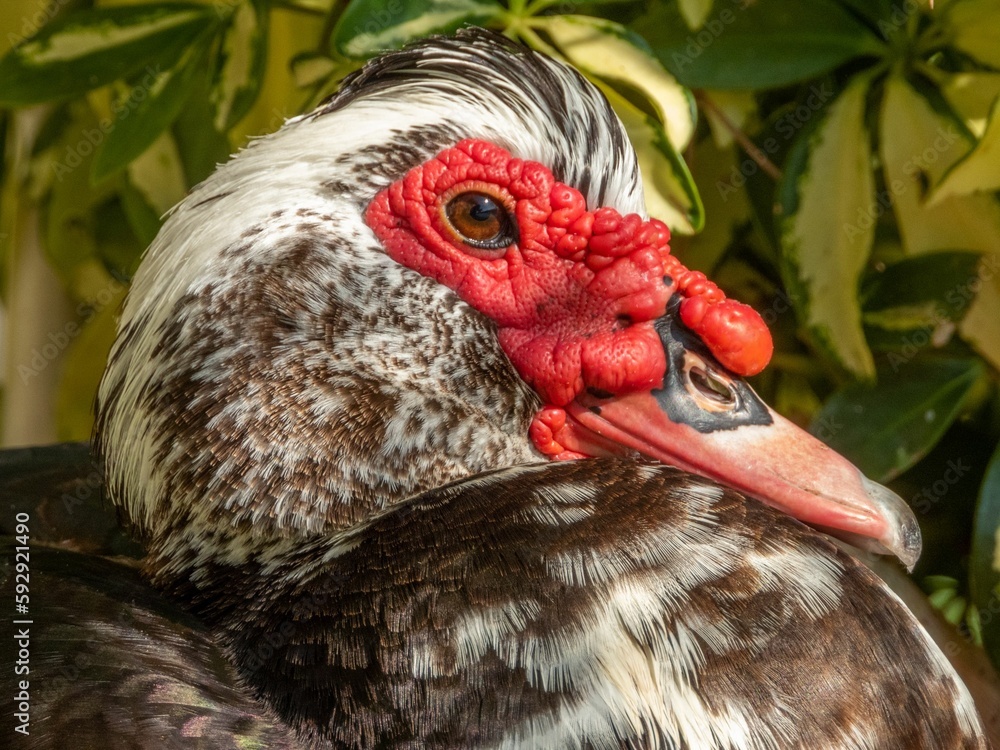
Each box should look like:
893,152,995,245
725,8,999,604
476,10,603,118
365,138,772,407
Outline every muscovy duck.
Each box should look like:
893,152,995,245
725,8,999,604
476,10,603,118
3,29,989,749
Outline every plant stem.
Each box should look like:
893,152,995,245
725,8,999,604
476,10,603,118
516,25,563,60
695,91,783,181
525,0,565,15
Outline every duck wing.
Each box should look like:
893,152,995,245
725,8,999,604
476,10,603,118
223,458,986,749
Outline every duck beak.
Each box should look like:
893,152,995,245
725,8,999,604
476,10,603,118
561,313,922,570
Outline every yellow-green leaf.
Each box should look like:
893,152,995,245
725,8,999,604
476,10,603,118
0,3,216,105
91,32,212,182
880,76,1000,369
961,271,1000,371
702,90,756,149
333,0,502,59
944,0,1000,69
942,72,1000,137
539,15,696,151
971,441,1000,668
679,0,715,30
930,95,1000,204
126,131,186,216
122,131,187,245
880,77,999,252
42,103,117,296
291,53,336,88
778,75,876,377
55,282,125,441
211,0,269,131
680,135,750,272
596,83,703,234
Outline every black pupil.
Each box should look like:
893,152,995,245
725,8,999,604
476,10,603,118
468,195,497,222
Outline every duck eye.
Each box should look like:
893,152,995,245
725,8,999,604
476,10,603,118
445,192,516,250
688,365,737,408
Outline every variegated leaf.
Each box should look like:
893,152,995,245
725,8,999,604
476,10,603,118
778,75,876,377
944,0,1000,69
538,15,696,152
971,441,1000,669
880,75,1000,370
0,3,216,104
941,72,1000,137
930,94,1000,204
333,0,502,59
596,83,703,234
212,0,269,131
92,33,212,182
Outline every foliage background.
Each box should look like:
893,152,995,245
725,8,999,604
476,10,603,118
3,0,1000,676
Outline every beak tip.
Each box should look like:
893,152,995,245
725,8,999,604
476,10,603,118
862,475,922,571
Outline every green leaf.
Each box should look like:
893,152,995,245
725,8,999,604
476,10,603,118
91,32,213,182
596,82,704,234
971,440,1000,669
880,76,1000,371
701,90,756,148
126,131,188,216
56,283,125,442
880,75,997,246
41,102,118,297
172,66,234,186
861,251,984,319
212,0,269,131
944,0,1000,69
861,252,983,355
332,0,503,59
834,0,897,29
93,196,145,281
120,131,188,248
941,72,1000,137
120,178,163,249
931,94,1000,204
0,3,217,105
1,0,46,57
638,0,885,89
291,52,337,88
680,134,750,273
537,15,696,151
778,75,876,378
810,357,987,482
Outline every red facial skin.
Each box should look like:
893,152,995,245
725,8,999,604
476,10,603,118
365,139,773,457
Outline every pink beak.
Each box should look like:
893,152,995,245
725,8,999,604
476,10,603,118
559,313,921,570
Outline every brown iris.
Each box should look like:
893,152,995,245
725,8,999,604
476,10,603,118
445,191,516,251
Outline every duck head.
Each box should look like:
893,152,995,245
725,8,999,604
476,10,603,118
95,30,919,597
